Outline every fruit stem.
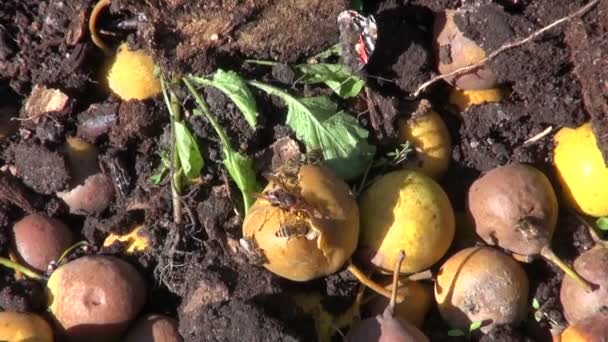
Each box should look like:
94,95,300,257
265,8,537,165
347,262,405,302
56,241,88,265
540,246,593,292
0,257,43,280
388,250,406,316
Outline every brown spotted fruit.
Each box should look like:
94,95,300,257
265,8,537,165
433,9,498,90
46,255,146,341
242,164,359,281
560,246,608,325
435,247,529,333
12,214,74,273
468,163,592,292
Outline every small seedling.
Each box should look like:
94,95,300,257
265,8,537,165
596,217,608,231
149,150,171,185
447,321,482,340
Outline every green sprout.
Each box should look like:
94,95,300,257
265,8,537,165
447,321,482,340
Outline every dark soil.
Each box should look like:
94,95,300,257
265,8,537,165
1,0,607,341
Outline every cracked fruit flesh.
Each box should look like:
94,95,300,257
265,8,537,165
242,165,359,281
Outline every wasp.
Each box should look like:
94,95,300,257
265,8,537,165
239,237,267,265
275,221,319,241
254,183,324,220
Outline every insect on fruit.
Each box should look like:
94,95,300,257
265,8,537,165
338,10,378,69
239,237,267,265
274,220,319,241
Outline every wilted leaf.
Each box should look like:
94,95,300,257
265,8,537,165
189,70,259,129
250,81,375,180
296,63,364,98
174,121,204,179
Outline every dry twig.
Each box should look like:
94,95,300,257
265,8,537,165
412,0,600,97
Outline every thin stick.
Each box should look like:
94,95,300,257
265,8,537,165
388,250,406,315
412,0,600,97
540,246,593,292
347,262,405,302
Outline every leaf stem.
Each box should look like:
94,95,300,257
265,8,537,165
243,59,279,66
0,257,43,280
161,76,183,225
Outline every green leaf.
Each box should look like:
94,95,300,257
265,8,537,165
295,63,364,98
250,81,375,180
469,321,482,332
447,329,465,337
189,70,259,129
184,78,261,214
532,298,540,310
597,217,608,231
174,121,204,179
149,150,171,185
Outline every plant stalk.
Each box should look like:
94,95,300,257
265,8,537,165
347,262,405,302
540,246,593,292
161,76,183,225
0,257,43,280
388,250,406,315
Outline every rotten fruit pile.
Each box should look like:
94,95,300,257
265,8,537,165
1,0,608,341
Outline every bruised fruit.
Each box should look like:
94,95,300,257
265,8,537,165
347,251,429,342
433,10,498,90
435,247,529,333
359,170,454,273
58,137,113,214
242,164,359,281
13,214,74,272
124,314,183,342
561,313,608,342
560,246,608,324
47,255,146,341
554,123,608,217
449,87,505,112
107,43,161,100
468,163,592,291
0,312,53,342
364,280,433,328
104,225,150,254
398,110,452,179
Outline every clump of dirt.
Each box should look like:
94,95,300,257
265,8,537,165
117,0,347,74
10,142,70,194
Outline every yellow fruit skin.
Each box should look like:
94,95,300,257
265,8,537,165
242,165,359,281
359,170,455,273
107,43,161,100
398,111,452,180
104,225,150,253
0,312,53,342
448,87,505,112
554,123,608,217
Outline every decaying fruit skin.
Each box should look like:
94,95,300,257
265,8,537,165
47,255,147,341
468,163,558,258
560,313,608,342
358,170,455,273
433,10,498,90
435,247,529,333
0,312,53,342
560,246,608,325
13,214,74,273
242,165,359,281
